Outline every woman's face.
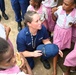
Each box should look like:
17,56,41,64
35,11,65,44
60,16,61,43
62,0,74,12
0,47,16,69
29,14,42,30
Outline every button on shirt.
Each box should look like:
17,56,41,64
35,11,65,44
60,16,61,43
16,25,49,52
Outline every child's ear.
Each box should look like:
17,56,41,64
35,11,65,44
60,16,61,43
72,4,76,8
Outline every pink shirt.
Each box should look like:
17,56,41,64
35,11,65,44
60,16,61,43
0,65,20,74
0,65,29,75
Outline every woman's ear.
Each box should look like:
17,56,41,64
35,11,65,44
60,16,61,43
27,22,31,26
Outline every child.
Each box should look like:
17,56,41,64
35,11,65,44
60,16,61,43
27,0,49,31
63,25,76,75
0,37,33,75
42,0,60,38
52,0,76,75
63,42,76,75
42,0,59,32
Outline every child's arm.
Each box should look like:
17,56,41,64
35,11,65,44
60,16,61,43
51,7,58,21
4,25,11,40
16,52,33,75
59,50,63,57
21,56,33,75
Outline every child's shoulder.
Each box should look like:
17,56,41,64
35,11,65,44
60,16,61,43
27,5,34,11
55,5,63,13
41,4,47,11
57,5,62,10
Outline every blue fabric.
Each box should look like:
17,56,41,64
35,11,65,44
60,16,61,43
36,44,59,58
0,0,5,12
11,0,29,22
26,57,34,69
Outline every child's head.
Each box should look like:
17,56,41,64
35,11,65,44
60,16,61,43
0,38,16,70
62,0,76,12
30,0,43,9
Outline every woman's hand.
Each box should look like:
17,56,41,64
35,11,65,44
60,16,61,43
32,50,42,57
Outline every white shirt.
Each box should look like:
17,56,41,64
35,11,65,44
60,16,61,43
42,0,58,7
0,23,6,39
54,6,76,29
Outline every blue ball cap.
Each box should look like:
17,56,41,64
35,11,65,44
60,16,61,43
36,44,59,57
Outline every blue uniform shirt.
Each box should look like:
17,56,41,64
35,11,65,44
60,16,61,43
16,25,49,52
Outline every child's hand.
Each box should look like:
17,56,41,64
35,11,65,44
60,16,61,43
15,52,22,68
4,25,11,40
16,52,33,75
59,50,63,58
16,52,27,73
51,7,58,14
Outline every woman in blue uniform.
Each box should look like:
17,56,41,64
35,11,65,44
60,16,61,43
16,11,59,69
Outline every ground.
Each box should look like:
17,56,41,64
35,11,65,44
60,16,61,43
1,0,76,75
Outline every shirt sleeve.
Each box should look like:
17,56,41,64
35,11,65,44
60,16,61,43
42,25,49,39
16,33,26,52
27,5,32,11
54,6,61,18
